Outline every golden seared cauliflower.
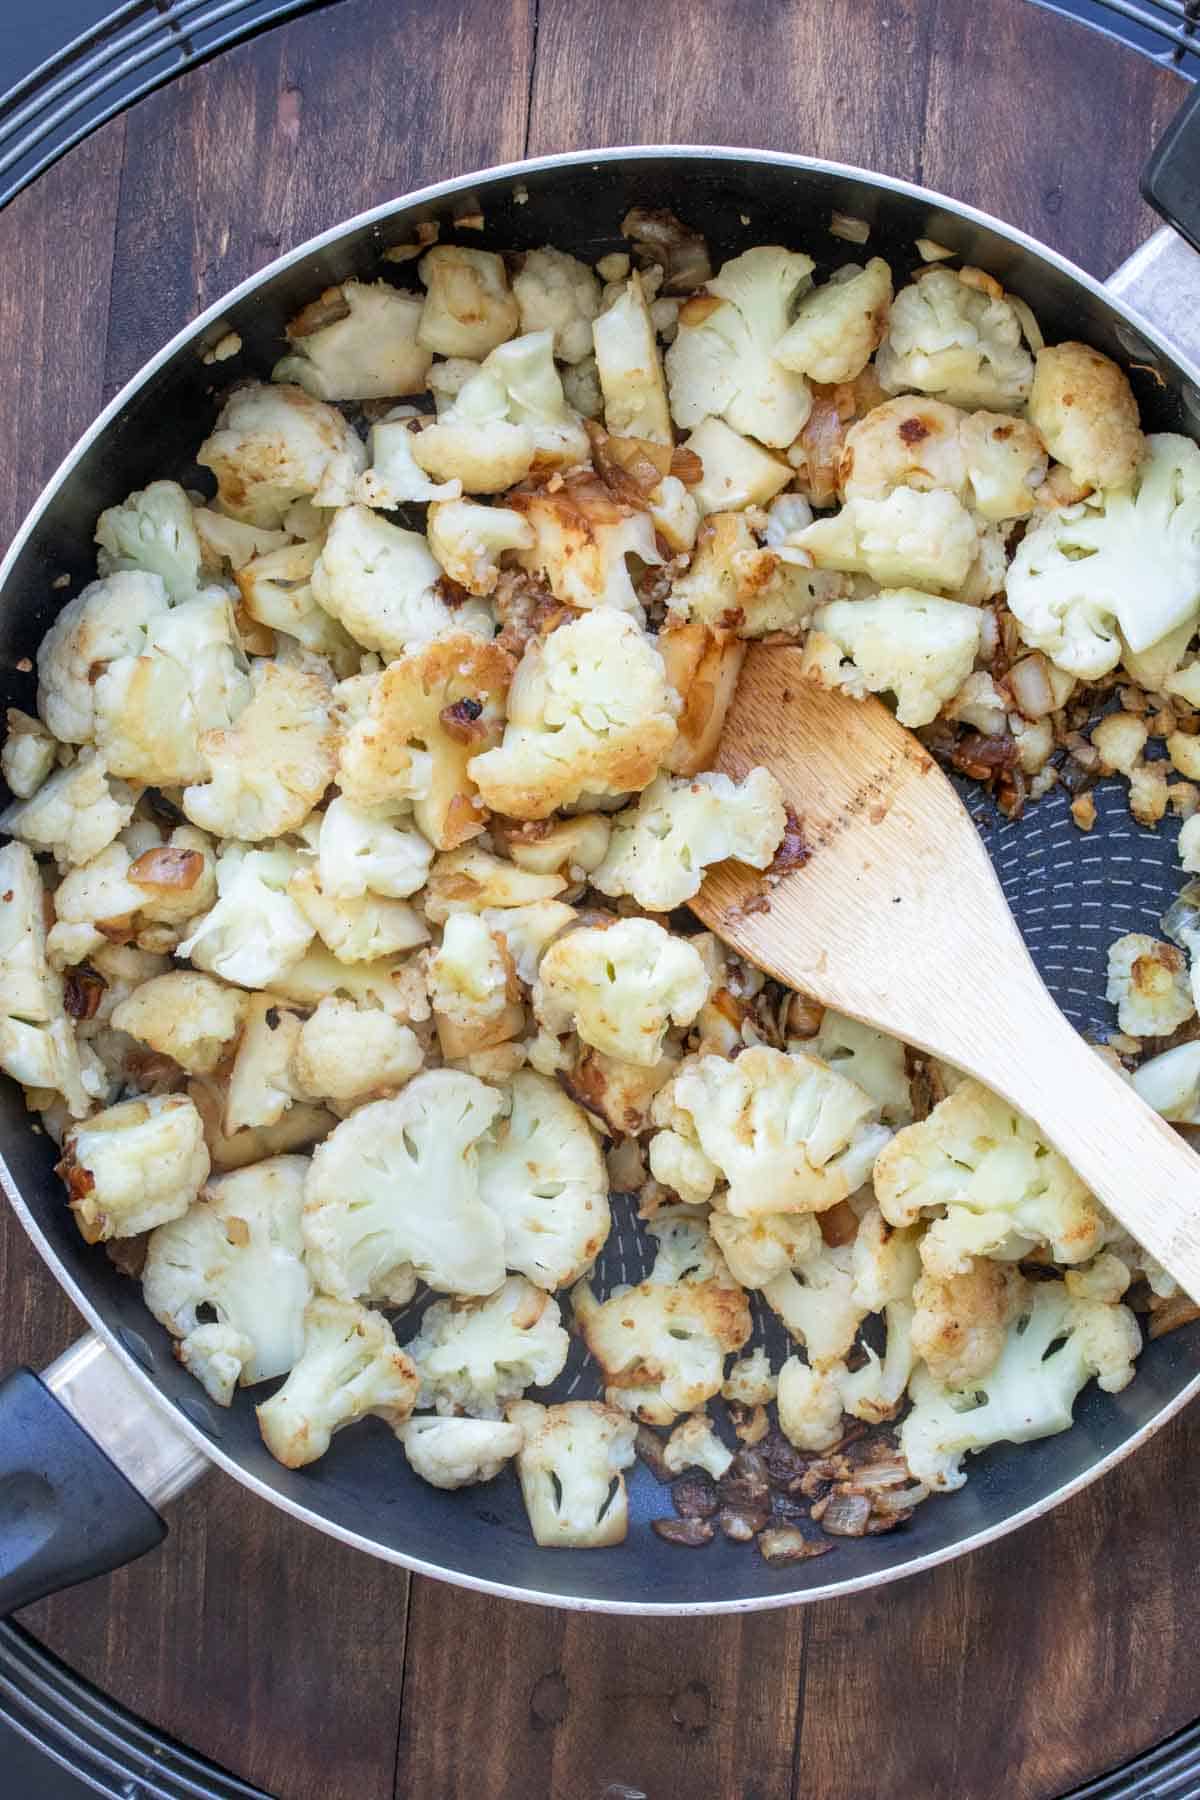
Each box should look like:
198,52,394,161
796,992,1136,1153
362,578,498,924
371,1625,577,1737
705,1202,823,1288
506,1399,638,1547
1,749,135,869
234,540,359,675
1006,435,1200,679
592,768,786,910
58,1093,210,1242
422,844,567,922
958,411,1048,520
425,497,534,596
839,395,1047,522
513,246,602,364
0,841,99,1117
593,271,673,443
181,660,338,841
177,845,315,989
800,589,983,728
509,479,662,618
257,1295,419,1469
402,1275,569,1416
910,1259,1025,1389
572,1272,751,1424
312,503,491,657
1,707,55,799
468,609,678,818
197,381,366,525
142,1156,312,1404
424,911,523,1057
657,623,746,776
662,1411,733,1479
410,331,589,492
667,510,846,638
402,1416,524,1490
289,867,428,965
95,479,204,599
476,1071,609,1288
794,486,977,592
876,268,1034,410
1106,932,1194,1037
666,246,814,447
874,1080,1104,1273
774,258,893,384
1027,341,1144,493
417,246,520,358
110,970,246,1075
272,280,431,400
302,1069,506,1302
534,917,710,1067
336,631,513,847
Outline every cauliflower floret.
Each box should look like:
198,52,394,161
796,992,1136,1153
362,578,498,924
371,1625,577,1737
1132,1040,1200,1123
197,381,366,525
647,1120,721,1206
762,1238,865,1366
234,540,359,675
176,1325,255,1407
505,813,613,878
901,1277,1141,1491
679,417,791,516
801,589,983,728
534,917,709,1067
403,1276,568,1416
110,971,247,1074
876,269,1033,410
667,510,843,639
665,247,814,447
411,331,589,492
509,480,662,618
644,1206,732,1285
1027,340,1144,493
337,632,513,848
425,911,522,1057
910,1259,1024,1388
722,1347,777,1406
177,845,314,989
592,768,787,911
805,1010,914,1125
423,844,567,923
354,409,463,509
469,610,677,818
426,498,534,596
959,411,1048,520
417,246,520,357
95,480,203,598
506,1399,638,1547
181,660,338,841
776,1356,846,1452
476,1071,609,1288
142,1155,312,1401
592,272,673,444
513,247,602,364
2,708,56,799
317,797,433,901
662,1411,734,1479
289,868,428,965
265,944,429,1021
796,487,978,592
292,996,423,1105
222,993,305,1133
273,281,431,400
35,570,170,746
1006,435,1200,679
256,1296,418,1468
774,259,893,384
873,1079,1104,1272
572,1275,751,1424
302,1070,506,1302
839,396,968,502
311,505,490,657
1,749,134,867
562,1037,679,1135
193,509,290,572
483,901,576,987
1106,931,1194,1037
707,1200,824,1288
57,1093,209,1241
402,1415,524,1489
0,841,96,1117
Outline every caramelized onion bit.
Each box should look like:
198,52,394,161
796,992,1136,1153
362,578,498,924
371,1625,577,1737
636,1424,674,1482
652,1515,715,1547
815,1491,872,1537
62,964,106,1020
129,846,205,891
286,285,352,337
621,207,712,293
1149,1293,1200,1339
438,697,488,744
758,1526,835,1565
672,1473,719,1519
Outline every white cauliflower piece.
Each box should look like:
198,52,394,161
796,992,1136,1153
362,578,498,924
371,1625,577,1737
273,281,431,400
110,971,246,1074
177,845,315,989
572,1275,751,1424
592,768,787,911
417,246,520,358
910,1258,1024,1388
777,1356,846,1452
901,1278,1141,1491
1,708,55,799
876,269,1033,410
424,911,522,1057
644,1206,732,1285
222,993,305,1133
292,996,423,1104
662,1412,733,1479
839,396,968,503
505,813,612,878
665,247,814,447
35,570,170,746
142,1156,312,1400
403,1276,568,1417
1,749,134,866
513,247,601,364
762,1239,865,1367
302,1070,506,1302
534,917,709,1067
668,510,847,638
476,1071,609,1288
664,1046,889,1218
506,1399,637,1547
1027,340,1144,493
234,540,359,675
679,417,791,516
265,944,428,1021
722,1348,777,1406
647,474,701,552
647,1122,720,1206
0,841,96,1117
873,1079,1104,1272
469,609,677,818
1132,1040,1200,1123
57,1093,209,1242
426,498,534,596
774,258,893,383
354,409,463,509
256,1296,418,1468
802,589,982,728
483,901,576,986
1106,932,1194,1037
312,504,489,657
510,482,662,618
423,844,566,922
176,1325,255,1408
796,486,978,591
411,331,589,493
402,1416,524,1489
197,381,366,525
289,868,428,965
707,1201,823,1288
337,632,513,848
181,659,338,841
95,480,203,598
317,797,433,900
193,509,290,572
592,272,673,444
1006,435,1200,678
959,411,1048,520
805,1010,913,1125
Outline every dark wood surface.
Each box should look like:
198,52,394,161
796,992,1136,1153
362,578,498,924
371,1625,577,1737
0,2,1194,1794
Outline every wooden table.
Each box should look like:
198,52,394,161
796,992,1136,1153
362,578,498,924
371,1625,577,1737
0,1,1195,1793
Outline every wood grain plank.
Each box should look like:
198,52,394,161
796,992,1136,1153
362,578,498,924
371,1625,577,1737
395,1580,806,1800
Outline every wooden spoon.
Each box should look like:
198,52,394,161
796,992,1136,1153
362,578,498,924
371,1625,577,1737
691,645,1200,1301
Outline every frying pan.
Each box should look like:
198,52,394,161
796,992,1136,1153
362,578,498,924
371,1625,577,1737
3,144,1200,1619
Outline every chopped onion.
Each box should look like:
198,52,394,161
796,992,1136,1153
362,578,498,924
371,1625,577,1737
830,211,870,244
1007,652,1058,720
758,1527,834,1565
916,237,956,263
817,1491,871,1536
1008,292,1046,353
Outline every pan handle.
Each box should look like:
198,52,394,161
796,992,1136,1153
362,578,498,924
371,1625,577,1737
1107,226,1200,370
0,1333,208,1615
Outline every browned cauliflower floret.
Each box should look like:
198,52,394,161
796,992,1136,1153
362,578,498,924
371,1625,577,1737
425,498,534,596
272,281,432,400
876,269,1033,410
1105,932,1194,1037
910,1259,1025,1388
656,623,746,777
288,868,428,964
506,1399,638,1547
1027,341,1144,493
774,258,893,384
110,971,247,1075
197,381,366,526
534,917,710,1067
422,844,565,923
509,479,662,618
593,271,673,444
667,510,846,638
424,911,524,1058
234,540,359,676
181,660,339,841
57,1093,210,1242
572,1274,751,1424
417,246,520,358
257,1296,418,1469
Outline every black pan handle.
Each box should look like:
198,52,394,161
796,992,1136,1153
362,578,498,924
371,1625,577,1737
1143,85,1200,256
0,1335,208,1615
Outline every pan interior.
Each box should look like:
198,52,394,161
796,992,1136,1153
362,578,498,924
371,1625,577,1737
3,150,1198,1609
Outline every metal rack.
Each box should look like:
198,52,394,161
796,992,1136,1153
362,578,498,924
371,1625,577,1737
1033,0,1200,71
